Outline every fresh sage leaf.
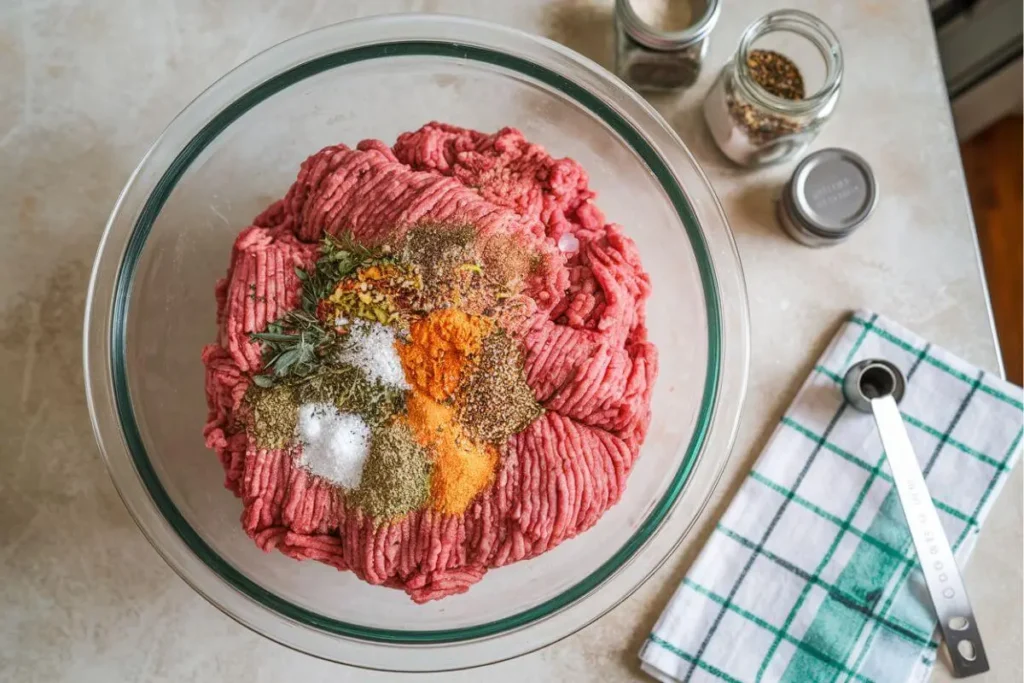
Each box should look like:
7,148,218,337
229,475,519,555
251,374,275,388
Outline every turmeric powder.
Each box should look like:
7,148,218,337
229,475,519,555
398,308,493,402
406,390,497,514
397,309,500,512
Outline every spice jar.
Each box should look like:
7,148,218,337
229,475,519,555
777,148,877,247
703,10,843,167
614,0,721,91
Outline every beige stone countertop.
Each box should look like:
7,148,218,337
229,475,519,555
1,0,1019,681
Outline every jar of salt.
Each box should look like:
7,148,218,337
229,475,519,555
703,10,843,167
614,0,720,92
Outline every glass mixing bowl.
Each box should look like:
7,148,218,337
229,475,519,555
84,15,748,672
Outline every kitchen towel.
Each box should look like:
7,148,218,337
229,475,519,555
640,311,1023,683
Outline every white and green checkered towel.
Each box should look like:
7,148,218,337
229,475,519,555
641,311,1023,683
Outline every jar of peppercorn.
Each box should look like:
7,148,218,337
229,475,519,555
703,10,844,167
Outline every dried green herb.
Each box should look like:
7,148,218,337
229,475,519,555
290,364,405,428
348,420,431,521
301,232,393,312
246,382,300,449
244,361,405,449
241,224,549,522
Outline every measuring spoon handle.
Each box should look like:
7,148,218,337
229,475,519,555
870,395,988,677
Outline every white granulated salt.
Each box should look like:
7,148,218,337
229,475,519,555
296,403,370,489
558,233,580,254
338,321,409,389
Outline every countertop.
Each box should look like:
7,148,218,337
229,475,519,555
1,0,1019,681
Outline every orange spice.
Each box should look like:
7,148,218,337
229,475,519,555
397,308,493,402
406,390,497,514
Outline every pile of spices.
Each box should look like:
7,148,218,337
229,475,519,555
246,382,299,449
348,419,431,520
459,331,543,443
291,365,405,428
250,233,393,386
243,226,549,522
295,403,371,489
397,309,493,403
723,97,802,147
400,223,510,317
323,260,422,329
406,390,497,515
746,49,804,99
401,224,477,294
336,321,408,389
480,233,533,289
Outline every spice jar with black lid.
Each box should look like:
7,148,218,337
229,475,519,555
614,0,721,91
703,10,843,167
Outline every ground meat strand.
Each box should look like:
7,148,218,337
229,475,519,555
202,123,658,603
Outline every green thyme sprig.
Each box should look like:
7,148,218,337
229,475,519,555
249,311,333,386
298,233,390,315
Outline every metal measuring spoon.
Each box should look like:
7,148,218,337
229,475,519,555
843,359,989,677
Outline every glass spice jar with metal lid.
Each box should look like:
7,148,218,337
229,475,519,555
703,10,843,167
614,0,721,91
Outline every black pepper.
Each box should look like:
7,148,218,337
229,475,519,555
458,330,543,443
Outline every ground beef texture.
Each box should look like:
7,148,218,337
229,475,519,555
202,123,658,603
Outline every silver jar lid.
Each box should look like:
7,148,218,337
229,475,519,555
779,148,877,246
616,0,721,50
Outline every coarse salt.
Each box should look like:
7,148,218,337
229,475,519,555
557,233,580,254
339,321,409,389
296,403,370,489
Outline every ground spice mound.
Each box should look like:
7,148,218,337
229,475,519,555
397,309,493,403
406,391,497,515
348,419,430,521
401,224,476,298
202,123,658,603
459,330,542,443
246,383,298,449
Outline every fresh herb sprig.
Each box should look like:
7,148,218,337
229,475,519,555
249,312,332,386
298,233,389,315
249,233,391,386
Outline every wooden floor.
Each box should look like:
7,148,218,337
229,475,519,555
960,115,1023,385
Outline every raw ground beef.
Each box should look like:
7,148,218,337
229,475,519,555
202,122,658,602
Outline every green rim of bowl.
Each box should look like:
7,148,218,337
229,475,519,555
110,40,722,644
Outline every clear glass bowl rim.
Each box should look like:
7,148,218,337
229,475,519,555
83,13,749,670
